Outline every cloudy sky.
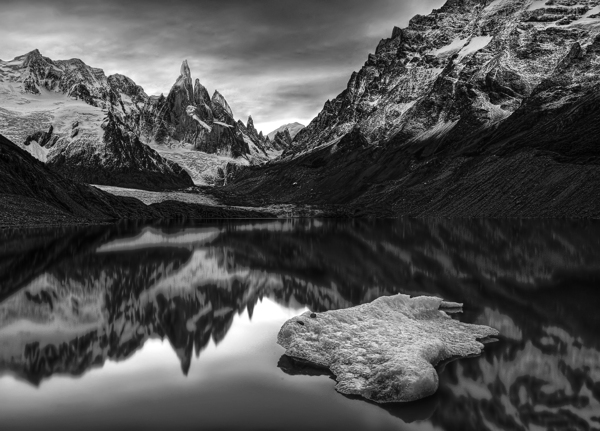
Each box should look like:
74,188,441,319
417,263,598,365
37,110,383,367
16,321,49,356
0,0,444,133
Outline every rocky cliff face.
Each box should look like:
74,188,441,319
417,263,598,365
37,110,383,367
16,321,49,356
271,129,294,151
293,0,600,153
225,0,600,217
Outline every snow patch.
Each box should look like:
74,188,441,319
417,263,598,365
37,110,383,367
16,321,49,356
458,36,493,59
431,38,469,56
186,105,212,132
23,140,49,162
528,0,548,11
569,6,600,28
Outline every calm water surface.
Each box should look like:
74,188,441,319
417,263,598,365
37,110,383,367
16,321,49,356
0,219,599,431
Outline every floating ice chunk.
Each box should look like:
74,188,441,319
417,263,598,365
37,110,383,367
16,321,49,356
277,294,498,403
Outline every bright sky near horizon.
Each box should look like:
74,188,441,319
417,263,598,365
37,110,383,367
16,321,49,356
0,0,445,134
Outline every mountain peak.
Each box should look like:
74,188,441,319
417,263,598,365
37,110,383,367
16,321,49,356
193,78,211,106
266,122,305,141
181,60,191,78
21,49,47,68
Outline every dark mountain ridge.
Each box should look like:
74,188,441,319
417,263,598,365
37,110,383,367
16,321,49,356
0,133,272,227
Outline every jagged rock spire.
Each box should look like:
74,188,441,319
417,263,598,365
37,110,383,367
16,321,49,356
212,90,234,119
180,60,191,78
173,60,194,102
193,78,211,106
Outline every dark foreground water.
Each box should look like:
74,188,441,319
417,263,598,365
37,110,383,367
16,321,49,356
0,219,599,431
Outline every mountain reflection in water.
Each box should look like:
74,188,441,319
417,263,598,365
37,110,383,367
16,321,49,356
0,219,599,431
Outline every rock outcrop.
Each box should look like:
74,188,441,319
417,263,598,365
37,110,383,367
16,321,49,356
271,129,294,151
278,294,498,403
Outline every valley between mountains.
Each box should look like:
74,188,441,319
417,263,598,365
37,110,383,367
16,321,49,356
2,0,600,225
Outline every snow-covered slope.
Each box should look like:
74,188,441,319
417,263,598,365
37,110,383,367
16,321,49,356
0,50,193,190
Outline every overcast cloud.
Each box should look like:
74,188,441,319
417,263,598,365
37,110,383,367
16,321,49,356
0,0,444,133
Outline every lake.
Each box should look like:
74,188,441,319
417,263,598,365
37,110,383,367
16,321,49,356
0,219,599,431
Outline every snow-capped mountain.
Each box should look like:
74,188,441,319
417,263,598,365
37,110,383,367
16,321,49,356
266,122,305,141
140,61,247,156
0,50,193,190
223,0,600,217
0,51,282,189
136,61,282,184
